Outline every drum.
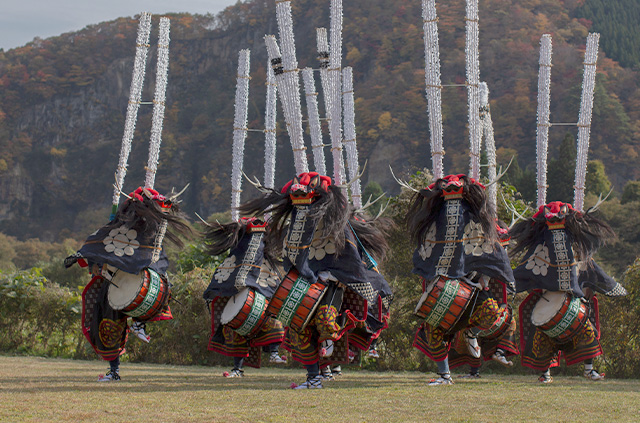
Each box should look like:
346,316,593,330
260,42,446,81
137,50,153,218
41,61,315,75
266,268,327,332
220,288,269,338
108,268,169,320
531,291,588,343
414,276,475,332
476,304,513,340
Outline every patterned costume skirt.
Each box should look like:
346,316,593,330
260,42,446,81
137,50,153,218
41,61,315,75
448,280,519,369
413,289,501,362
81,274,173,361
208,296,285,368
519,292,601,371
283,283,368,366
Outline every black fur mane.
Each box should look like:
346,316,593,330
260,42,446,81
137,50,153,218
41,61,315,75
405,175,497,245
106,196,191,248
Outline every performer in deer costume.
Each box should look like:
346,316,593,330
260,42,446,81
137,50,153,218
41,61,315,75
200,49,286,377
404,175,515,386
401,0,516,386
64,15,191,381
239,171,392,389
511,33,627,383
447,83,520,378
202,218,286,377
448,219,519,378
65,186,190,381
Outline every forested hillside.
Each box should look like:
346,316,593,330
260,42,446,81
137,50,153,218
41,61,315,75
0,0,639,241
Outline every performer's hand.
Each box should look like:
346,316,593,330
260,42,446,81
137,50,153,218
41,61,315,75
583,287,595,301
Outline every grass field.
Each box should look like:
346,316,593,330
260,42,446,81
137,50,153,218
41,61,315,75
1,356,640,422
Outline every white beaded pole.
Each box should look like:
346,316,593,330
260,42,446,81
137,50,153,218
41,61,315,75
316,28,332,126
421,0,444,180
264,61,278,191
342,67,362,208
111,12,152,217
302,68,327,174
273,1,308,174
479,82,497,208
465,0,481,180
145,17,170,190
230,50,251,221
264,35,308,175
328,0,346,184
573,33,600,212
535,34,553,208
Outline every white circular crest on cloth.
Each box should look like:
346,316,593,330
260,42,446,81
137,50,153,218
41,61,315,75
103,225,139,257
309,236,336,261
463,221,492,256
257,260,280,288
419,223,437,260
214,255,237,283
525,244,550,276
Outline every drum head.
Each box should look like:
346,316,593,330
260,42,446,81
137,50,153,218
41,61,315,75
414,291,429,314
531,291,566,326
108,271,145,310
220,288,251,325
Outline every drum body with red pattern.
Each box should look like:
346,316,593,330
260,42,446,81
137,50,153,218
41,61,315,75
220,288,270,338
476,304,513,340
531,291,588,343
108,268,169,320
267,268,327,332
415,276,475,332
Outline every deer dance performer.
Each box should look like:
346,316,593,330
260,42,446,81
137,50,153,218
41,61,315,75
65,187,190,381
406,175,515,385
512,32,626,383
240,172,392,389
512,202,625,383
448,220,519,378
203,218,286,377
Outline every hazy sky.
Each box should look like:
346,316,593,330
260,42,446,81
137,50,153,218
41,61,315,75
0,0,238,50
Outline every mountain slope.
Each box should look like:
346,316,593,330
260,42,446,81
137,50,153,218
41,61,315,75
0,0,638,240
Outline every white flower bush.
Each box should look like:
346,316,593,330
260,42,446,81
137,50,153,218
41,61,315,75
103,226,140,257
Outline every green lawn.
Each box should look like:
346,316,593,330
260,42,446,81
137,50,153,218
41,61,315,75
1,356,639,422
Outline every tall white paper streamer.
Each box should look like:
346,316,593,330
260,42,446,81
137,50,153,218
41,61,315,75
342,67,362,208
573,33,600,212
273,1,308,174
328,0,346,184
421,0,444,180
302,68,327,175
230,50,251,221
316,28,332,126
479,82,498,208
535,34,553,208
145,17,170,189
112,12,152,210
465,0,481,180
264,62,278,191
